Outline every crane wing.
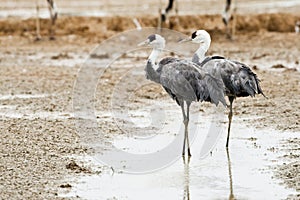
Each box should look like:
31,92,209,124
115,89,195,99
220,60,265,97
160,60,226,106
201,58,265,98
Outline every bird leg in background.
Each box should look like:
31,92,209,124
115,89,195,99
226,23,232,40
174,0,179,25
160,0,178,28
223,0,237,40
226,96,234,148
47,0,57,40
35,0,42,41
49,17,57,40
231,6,237,40
181,101,192,157
295,20,300,34
157,0,162,30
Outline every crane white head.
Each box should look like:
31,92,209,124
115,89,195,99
180,30,211,50
138,34,166,64
179,30,212,64
138,34,166,50
191,30,211,49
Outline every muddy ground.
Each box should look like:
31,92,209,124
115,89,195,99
0,12,300,199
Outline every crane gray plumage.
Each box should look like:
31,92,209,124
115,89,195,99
181,30,265,147
139,34,226,157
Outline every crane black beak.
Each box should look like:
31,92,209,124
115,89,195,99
138,39,150,46
178,38,192,43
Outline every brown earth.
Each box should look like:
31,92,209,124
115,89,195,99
1,13,300,39
0,13,299,199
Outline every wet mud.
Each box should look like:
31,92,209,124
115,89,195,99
0,4,300,199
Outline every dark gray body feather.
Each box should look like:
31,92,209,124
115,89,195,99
194,56,265,99
145,57,226,106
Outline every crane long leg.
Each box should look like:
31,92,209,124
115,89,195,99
226,96,234,148
35,0,41,40
49,13,55,40
186,102,191,157
226,148,235,199
183,153,190,200
175,0,178,15
224,0,233,40
181,102,187,156
158,0,162,30
47,0,57,40
181,101,191,157
232,6,237,41
226,25,231,40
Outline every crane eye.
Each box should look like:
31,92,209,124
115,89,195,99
191,31,198,39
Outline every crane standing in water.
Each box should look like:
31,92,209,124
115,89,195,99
35,0,58,40
180,30,266,147
138,34,226,157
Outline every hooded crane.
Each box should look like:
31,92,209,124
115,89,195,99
180,30,266,148
138,34,226,157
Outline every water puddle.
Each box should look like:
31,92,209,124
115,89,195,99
0,110,74,120
246,59,300,72
0,51,86,68
0,93,74,120
0,93,50,100
60,112,298,199
28,52,86,68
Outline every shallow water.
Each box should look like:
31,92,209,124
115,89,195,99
0,93,75,120
0,109,74,120
60,109,298,199
0,93,50,100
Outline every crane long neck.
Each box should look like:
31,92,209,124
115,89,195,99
148,48,161,65
145,47,162,83
192,46,207,65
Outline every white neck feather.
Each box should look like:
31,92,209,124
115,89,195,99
148,48,161,66
195,46,207,63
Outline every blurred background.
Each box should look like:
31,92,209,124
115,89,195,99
1,0,300,18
